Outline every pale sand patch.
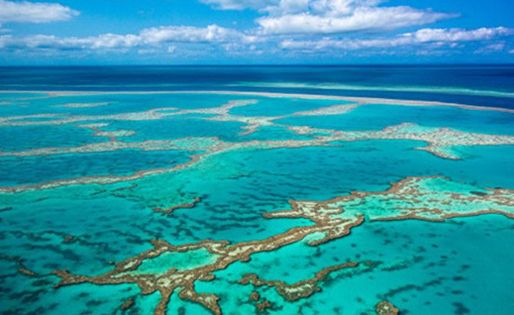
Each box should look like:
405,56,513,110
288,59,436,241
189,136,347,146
59,102,110,108
293,104,359,116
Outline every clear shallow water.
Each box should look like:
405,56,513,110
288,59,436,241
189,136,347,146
277,103,514,135
0,149,192,185
0,67,514,315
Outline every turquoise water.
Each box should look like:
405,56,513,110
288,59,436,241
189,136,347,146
0,149,192,185
107,115,245,142
0,125,105,151
228,97,345,117
277,103,514,135
0,90,513,315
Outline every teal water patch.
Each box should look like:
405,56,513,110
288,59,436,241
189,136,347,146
1,278,141,315
0,190,155,276
1,139,512,297
277,104,514,135
0,91,513,315
0,93,51,116
0,125,104,151
40,93,252,115
228,96,346,117
234,81,514,99
181,140,512,204
134,248,217,275
0,92,48,101
0,149,192,185
241,125,314,141
441,144,514,188
106,115,245,142
197,215,514,315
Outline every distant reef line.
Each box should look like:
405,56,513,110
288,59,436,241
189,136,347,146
2,90,514,114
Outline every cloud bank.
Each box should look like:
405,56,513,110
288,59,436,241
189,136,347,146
0,24,255,51
0,0,513,61
0,0,78,24
281,27,514,51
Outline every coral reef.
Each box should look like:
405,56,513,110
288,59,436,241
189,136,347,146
375,300,399,315
153,197,202,216
239,261,360,301
52,176,514,314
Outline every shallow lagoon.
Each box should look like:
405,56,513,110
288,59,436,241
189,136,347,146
0,91,513,315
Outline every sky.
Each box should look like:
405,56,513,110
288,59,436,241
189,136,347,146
0,0,513,65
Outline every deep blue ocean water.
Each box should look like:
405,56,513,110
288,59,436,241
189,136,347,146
1,65,514,108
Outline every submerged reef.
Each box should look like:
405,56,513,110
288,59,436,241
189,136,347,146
1,92,514,314
239,261,372,301
59,102,111,108
78,123,135,142
284,122,514,160
52,176,514,315
0,137,221,157
2,94,514,193
3,122,513,160
1,120,514,193
375,301,399,315
0,99,258,127
153,197,202,216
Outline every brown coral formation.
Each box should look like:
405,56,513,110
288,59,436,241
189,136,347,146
153,197,202,216
52,176,514,315
247,290,273,313
53,196,365,315
18,267,38,277
249,291,260,302
375,300,399,315
0,254,39,277
120,297,135,311
255,299,273,313
62,234,78,244
239,261,359,301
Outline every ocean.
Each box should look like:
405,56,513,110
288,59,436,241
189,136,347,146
1,65,514,107
0,65,513,315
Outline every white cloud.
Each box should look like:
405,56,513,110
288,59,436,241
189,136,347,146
281,27,513,51
259,7,449,35
1,1,511,61
204,0,451,35
474,42,505,54
200,0,264,10
1,24,254,51
138,25,250,44
4,24,512,59
412,27,513,42
262,0,309,15
0,0,78,24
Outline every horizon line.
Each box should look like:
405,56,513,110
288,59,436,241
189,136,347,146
1,63,514,68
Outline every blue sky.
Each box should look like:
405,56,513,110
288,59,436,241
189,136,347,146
0,0,513,64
